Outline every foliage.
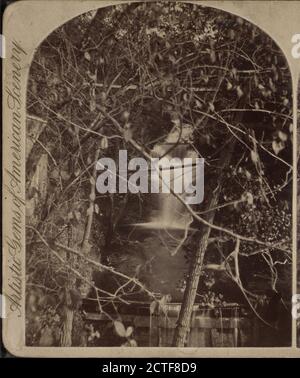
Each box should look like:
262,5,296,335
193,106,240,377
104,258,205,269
26,2,292,346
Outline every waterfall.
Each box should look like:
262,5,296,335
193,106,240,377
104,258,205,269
133,124,196,232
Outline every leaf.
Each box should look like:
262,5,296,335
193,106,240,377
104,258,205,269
124,128,133,142
168,54,176,64
129,339,137,347
236,85,243,98
171,117,181,127
272,140,285,155
100,91,107,103
250,150,259,164
202,75,209,84
74,211,81,221
126,326,134,337
84,51,91,61
74,167,81,177
195,99,202,108
245,170,252,180
283,98,289,106
150,301,157,315
50,167,59,180
226,81,232,91
208,102,215,112
269,78,276,92
246,192,254,205
122,111,130,121
278,131,287,142
61,169,71,181
114,320,126,337
262,89,272,98
231,67,237,79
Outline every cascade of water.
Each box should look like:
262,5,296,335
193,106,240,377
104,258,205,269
137,124,197,231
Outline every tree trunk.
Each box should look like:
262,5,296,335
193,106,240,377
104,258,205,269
172,142,235,347
61,307,74,347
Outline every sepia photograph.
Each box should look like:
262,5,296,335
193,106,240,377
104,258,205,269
24,1,293,348
2,0,300,358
